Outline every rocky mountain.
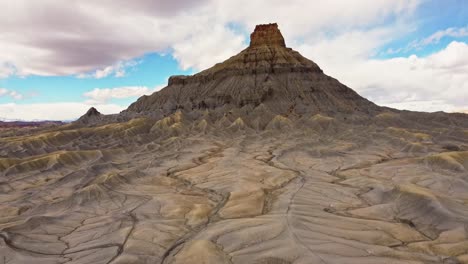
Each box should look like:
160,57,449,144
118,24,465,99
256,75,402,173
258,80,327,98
127,23,378,117
1,24,468,264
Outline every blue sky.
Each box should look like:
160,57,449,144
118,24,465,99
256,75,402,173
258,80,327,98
0,54,191,105
0,0,467,120
377,0,468,58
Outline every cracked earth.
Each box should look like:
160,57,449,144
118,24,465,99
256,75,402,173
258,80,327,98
1,116,468,264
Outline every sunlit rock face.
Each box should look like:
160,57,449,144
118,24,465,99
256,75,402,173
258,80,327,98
1,24,468,264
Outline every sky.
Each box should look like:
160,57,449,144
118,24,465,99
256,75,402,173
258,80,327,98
0,0,467,121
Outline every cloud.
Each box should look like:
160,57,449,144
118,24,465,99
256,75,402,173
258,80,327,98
77,60,140,79
0,102,125,121
0,88,24,100
83,85,163,104
0,62,18,78
415,25,468,47
100,0,210,17
382,100,462,113
299,38,468,112
0,0,421,77
0,0,220,76
385,25,468,55
215,0,420,38
172,24,245,70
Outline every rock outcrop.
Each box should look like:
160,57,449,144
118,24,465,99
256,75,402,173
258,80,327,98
76,107,102,124
250,23,286,47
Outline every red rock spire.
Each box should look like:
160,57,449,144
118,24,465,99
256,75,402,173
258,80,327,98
249,23,286,48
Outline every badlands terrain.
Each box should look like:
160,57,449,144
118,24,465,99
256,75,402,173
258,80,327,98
1,24,468,264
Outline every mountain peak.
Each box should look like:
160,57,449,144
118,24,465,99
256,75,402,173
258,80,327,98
85,107,101,117
76,107,102,124
250,23,286,48
126,23,378,116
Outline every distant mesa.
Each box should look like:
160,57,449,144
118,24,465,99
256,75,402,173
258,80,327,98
0,120,64,128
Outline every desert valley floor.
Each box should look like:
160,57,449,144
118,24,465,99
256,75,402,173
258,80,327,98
1,113,468,264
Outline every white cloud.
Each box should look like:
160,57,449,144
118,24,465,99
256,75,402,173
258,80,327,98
299,39,468,112
0,0,421,77
382,100,461,113
83,85,163,104
297,27,401,65
385,25,468,55
0,88,8,96
417,25,468,47
216,0,420,38
172,24,245,70
77,60,140,79
0,102,125,121
0,62,17,78
0,88,24,100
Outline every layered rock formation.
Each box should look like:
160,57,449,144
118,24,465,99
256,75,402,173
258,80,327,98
1,24,468,264
126,23,378,117
250,23,286,47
